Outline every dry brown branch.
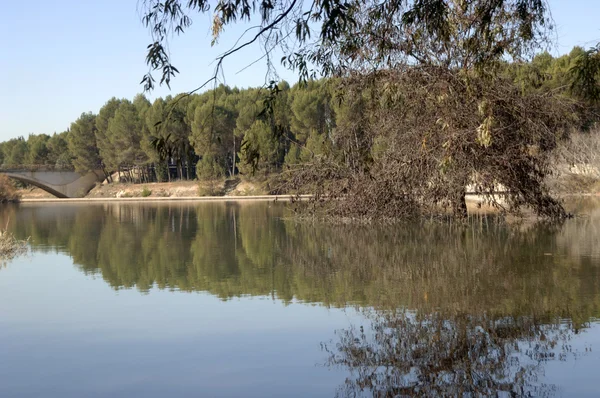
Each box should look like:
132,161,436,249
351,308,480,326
0,229,28,266
278,66,576,220
0,175,20,203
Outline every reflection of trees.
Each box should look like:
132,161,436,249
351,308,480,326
1,201,600,321
188,202,242,293
325,309,579,397
281,219,600,324
4,201,599,396
0,204,78,254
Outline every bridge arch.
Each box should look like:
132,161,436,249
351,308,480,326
1,169,105,198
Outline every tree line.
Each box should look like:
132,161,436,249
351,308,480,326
0,79,331,183
1,47,595,186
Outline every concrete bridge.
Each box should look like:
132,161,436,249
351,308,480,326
1,168,105,198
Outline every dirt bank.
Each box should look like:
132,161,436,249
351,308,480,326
17,178,270,200
15,174,600,214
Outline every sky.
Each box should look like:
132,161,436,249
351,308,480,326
0,0,599,141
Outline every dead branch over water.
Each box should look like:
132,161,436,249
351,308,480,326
279,68,576,221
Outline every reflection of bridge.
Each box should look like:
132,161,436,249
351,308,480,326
0,167,105,198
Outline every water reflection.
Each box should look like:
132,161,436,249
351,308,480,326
324,309,593,397
3,201,600,314
2,200,600,395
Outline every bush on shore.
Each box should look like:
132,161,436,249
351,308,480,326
198,180,225,196
0,175,20,203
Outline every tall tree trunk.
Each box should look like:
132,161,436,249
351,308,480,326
232,137,236,177
184,143,190,180
186,143,192,180
102,167,112,184
453,190,468,219
166,159,171,182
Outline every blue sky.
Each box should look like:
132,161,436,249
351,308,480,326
1,0,598,141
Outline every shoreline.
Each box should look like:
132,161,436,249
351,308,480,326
15,192,599,205
18,194,312,203
17,193,508,203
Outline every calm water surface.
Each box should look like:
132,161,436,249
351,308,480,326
1,200,600,397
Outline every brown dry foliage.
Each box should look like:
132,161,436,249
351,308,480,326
554,129,600,174
0,175,20,203
0,230,28,265
549,130,600,194
279,67,576,220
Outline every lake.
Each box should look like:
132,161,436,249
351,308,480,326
1,199,600,397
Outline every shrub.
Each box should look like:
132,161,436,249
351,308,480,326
0,175,20,203
198,180,224,196
0,229,28,263
141,187,152,197
196,153,225,180
154,189,170,197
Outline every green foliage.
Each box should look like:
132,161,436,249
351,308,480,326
141,187,152,197
507,48,587,96
105,100,148,169
196,152,225,180
154,163,168,182
571,44,600,102
144,98,168,164
27,134,50,166
238,120,281,174
289,81,330,142
190,89,238,178
197,181,224,196
95,98,122,168
2,138,28,168
140,0,550,90
47,132,72,168
68,112,101,173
